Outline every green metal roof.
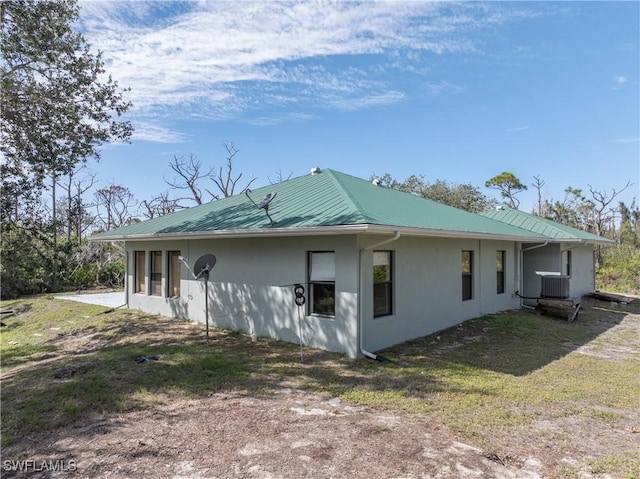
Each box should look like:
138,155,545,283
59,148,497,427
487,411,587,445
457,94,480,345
92,169,550,241
481,206,614,244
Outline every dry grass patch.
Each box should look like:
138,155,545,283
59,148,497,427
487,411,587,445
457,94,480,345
1,294,639,478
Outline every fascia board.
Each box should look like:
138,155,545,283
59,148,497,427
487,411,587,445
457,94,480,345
91,224,549,243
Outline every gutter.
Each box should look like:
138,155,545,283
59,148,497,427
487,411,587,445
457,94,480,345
358,231,401,361
90,224,548,243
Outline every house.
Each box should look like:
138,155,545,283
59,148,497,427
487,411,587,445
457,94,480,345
481,206,613,306
92,169,613,358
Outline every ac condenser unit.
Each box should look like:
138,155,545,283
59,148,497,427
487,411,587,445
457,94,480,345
541,275,570,299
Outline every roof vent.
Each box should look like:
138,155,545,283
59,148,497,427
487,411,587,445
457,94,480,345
496,205,504,211
310,167,321,175
372,178,381,186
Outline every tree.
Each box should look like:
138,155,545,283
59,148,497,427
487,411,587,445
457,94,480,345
587,181,633,238
543,187,592,230
1,0,132,188
268,170,293,184
374,173,496,213
165,142,257,205
485,172,527,209
207,142,256,199
618,200,639,248
95,184,136,231
56,167,96,242
422,180,498,213
165,154,212,206
532,175,547,216
1,0,132,294
140,192,182,219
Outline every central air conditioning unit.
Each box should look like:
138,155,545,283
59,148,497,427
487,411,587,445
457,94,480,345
541,275,570,299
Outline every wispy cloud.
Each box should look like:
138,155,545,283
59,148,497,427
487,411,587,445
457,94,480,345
78,1,542,142
132,123,188,144
612,75,629,90
507,126,531,132
614,75,628,85
614,137,639,144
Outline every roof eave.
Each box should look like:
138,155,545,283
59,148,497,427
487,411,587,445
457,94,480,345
90,223,549,243
89,224,373,242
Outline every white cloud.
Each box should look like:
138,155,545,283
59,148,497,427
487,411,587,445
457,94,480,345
507,126,531,132
614,137,639,144
132,123,188,144
78,1,540,142
614,75,628,85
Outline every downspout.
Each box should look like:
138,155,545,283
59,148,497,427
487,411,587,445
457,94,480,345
124,248,129,308
114,242,130,308
364,231,401,251
518,241,549,308
521,241,549,252
478,239,482,315
358,231,401,360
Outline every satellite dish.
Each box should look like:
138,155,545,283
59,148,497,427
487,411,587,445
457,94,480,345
259,192,276,209
194,254,217,280
193,254,217,345
245,190,277,226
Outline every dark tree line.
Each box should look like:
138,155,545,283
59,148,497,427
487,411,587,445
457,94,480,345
1,0,132,296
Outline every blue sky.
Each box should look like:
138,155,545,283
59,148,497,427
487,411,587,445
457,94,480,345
78,1,639,214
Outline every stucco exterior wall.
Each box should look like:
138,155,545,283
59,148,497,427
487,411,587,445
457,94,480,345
124,233,594,358
562,243,596,298
521,243,595,305
357,235,521,353
521,243,561,304
125,236,360,357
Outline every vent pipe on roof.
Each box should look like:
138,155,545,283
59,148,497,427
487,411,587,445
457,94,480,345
496,205,504,211
372,178,381,186
310,167,321,175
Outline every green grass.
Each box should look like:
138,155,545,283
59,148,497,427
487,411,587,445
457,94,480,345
1,294,639,478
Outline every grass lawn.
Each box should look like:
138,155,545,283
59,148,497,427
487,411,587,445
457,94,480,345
1,294,639,478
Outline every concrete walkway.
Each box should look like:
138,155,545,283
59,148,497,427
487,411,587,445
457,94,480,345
57,292,126,309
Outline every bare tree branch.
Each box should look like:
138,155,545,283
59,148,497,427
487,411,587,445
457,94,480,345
165,154,212,205
532,175,546,216
140,191,183,219
206,142,256,199
268,170,293,184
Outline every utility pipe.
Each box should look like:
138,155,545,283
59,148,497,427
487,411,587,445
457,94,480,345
359,231,400,360
518,241,549,307
521,241,549,252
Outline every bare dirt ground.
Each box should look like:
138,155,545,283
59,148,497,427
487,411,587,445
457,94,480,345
4,387,545,479
2,296,639,479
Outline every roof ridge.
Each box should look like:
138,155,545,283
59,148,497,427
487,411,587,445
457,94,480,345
323,170,372,222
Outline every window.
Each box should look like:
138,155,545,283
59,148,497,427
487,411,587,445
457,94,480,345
167,251,181,298
496,250,505,294
308,251,335,316
566,250,572,276
150,251,162,296
462,250,473,301
135,251,146,294
373,251,393,317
